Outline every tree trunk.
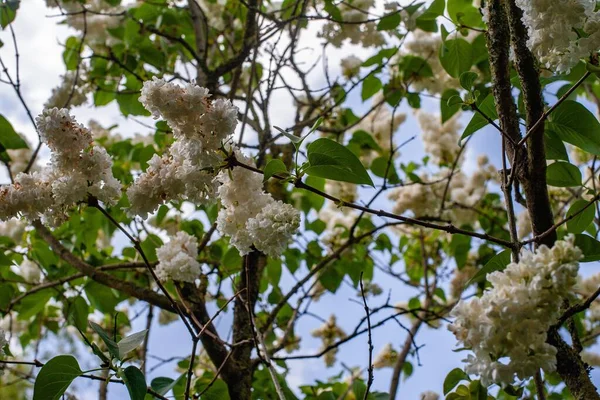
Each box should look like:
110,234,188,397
485,1,599,398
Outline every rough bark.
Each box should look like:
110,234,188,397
485,1,600,398
505,0,556,248
227,250,266,399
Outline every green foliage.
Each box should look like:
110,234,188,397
439,39,473,78
151,375,185,397
548,100,600,156
305,138,374,186
468,249,512,285
444,368,470,395
566,200,595,234
362,75,383,101
574,234,600,262
546,161,582,187
461,95,498,141
121,366,147,400
33,355,82,400
264,159,288,181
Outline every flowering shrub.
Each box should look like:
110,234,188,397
1,1,600,400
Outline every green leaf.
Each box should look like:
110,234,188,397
117,92,150,117
416,0,445,21
122,366,147,400
151,375,185,396
567,200,595,234
85,281,122,313
16,289,53,320
450,234,471,269
459,71,478,90
574,234,600,262
546,162,582,187
468,249,511,285
461,95,497,141
194,378,230,400
65,296,89,332
0,5,17,29
377,12,401,31
371,156,400,184
63,36,81,71
222,247,242,269
545,128,569,161
447,0,483,27
439,39,473,78
118,329,148,359
264,159,288,181
33,355,82,400
548,100,600,155
361,75,383,101
444,368,470,395
323,0,342,21
274,125,302,144
441,89,461,123
305,138,374,186
0,115,27,149
89,321,120,360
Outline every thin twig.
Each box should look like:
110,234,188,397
359,272,374,400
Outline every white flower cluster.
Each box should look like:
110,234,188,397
311,315,346,367
319,0,385,47
156,231,201,283
127,78,238,218
46,0,125,49
0,109,121,225
582,351,600,367
354,95,407,166
517,211,532,239
340,55,362,78
318,182,358,249
388,156,495,227
420,391,439,400
515,0,600,73
318,204,357,249
417,111,462,165
216,151,300,256
6,145,34,176
18,259,41,284
399,31,459,94
373,343,398,369
44,71,91,110
0,218,26,244
449,236,582,385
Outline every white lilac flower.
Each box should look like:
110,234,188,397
417,111,462,165
319,0,385,48
19,259,41,283
448,236,582,385
515,0,596,73
216,151,299,256
0,218,26,243
0,109,121,224
156,231,201,283
340,55,362,78
44,71,90,109
246,201,301,256
311,315,346,367
373,343,398,369
420,391,440,400
128,80,238,217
